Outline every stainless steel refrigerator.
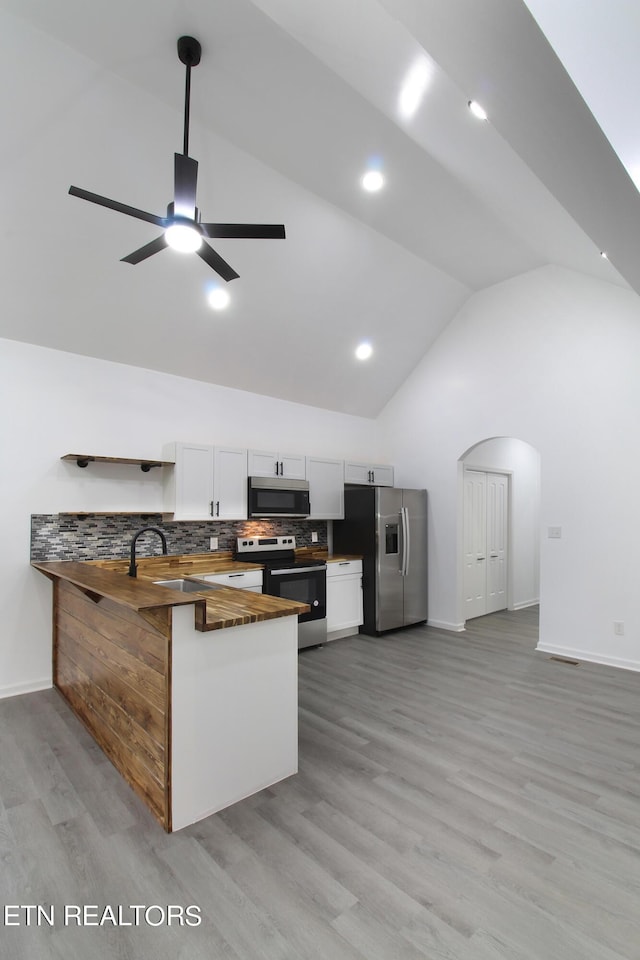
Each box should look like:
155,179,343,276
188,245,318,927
333,486,428,634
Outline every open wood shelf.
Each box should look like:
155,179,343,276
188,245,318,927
61,454,174,472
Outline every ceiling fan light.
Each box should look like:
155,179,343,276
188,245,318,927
165,223,202,253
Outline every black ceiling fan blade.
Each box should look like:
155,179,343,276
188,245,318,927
121,235,168,265
69,186,168,227
201,223,286,240
174,153,198,219
196,241,239,281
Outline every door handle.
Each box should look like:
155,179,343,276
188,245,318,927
400,507,410,576
477,556,486,561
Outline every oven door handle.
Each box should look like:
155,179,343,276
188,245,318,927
269,565,327,576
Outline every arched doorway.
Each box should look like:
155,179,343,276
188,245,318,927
457,437,541,630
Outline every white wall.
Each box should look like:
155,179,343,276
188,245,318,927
0,338,379,698
460,437,540,616
379,265,640,670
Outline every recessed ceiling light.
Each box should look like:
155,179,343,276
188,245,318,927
208,287,230,310
467,100,488,121
361,170,384,192
355,341,373,360
165,223,203,253
399,59,433,119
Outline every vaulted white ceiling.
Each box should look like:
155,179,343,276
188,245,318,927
0,0,638,416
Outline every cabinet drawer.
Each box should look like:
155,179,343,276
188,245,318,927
326,560,362,578
196,570,263,590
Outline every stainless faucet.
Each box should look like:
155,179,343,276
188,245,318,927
128,527,168,577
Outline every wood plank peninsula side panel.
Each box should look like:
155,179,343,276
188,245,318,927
53,580,172,830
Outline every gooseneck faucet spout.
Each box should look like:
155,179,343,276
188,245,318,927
128,527,168,577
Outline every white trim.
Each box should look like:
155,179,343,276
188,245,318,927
536,642,640,673
511,599,539,610
428,619,466,632
0,678,52,700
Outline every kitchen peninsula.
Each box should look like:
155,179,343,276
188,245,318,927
32,555,308,831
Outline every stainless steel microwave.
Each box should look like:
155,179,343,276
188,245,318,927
247,476,311,518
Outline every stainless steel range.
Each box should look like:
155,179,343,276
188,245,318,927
235,536,327,649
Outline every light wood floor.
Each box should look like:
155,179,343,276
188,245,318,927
2,607,640,959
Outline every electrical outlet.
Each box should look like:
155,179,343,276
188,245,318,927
311,531,318,543
547,526,562,539
614,621,625,636
209,537,218,551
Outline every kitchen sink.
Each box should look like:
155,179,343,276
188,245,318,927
153,579,221,593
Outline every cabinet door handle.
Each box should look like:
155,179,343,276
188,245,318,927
216,501,220,517
339,561,350,566
229,573,244,578
210,500,214,516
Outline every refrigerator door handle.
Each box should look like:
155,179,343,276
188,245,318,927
401,507,410,576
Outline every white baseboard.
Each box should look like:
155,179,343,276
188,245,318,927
0,678,52,700
326,627,360,642
512,599,539,611
428,619,466,633
536,642,640,673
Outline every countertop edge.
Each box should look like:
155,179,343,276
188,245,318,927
32,560,309,628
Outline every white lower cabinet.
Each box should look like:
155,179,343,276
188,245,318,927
195,570,263,593
326,560,363,640
306,456,344,519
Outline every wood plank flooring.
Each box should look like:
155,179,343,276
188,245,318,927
2,607,640,959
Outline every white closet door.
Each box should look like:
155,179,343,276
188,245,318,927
486,473,508,614
463,470,487,620
463,470,509,620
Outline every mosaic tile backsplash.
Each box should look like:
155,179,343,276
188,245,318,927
31,515,328,562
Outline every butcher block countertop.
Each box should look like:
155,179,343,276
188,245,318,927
295,548,363,564
32,555,309,632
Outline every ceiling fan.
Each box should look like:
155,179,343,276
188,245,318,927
69,36,285,282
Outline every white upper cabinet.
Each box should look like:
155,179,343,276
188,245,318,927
306,456,344,519
247,450,307,480
164,442,247,520
344,461,394,486
212,447,248,519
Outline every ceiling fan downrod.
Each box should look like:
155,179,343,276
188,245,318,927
177,36,201,157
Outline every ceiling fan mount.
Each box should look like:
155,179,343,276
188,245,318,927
68,36,285,282
177,35,201,68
